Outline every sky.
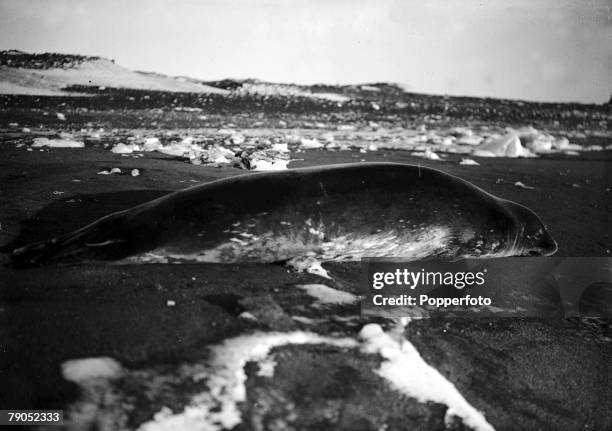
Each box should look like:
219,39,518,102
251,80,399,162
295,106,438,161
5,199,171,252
0,0,610,103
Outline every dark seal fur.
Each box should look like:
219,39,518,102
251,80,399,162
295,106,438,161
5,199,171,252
12,163,557,266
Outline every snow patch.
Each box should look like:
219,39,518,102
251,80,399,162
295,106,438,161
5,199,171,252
238,82,349,102
61,357,126,430
297,284,358,306
138,332,357,431
359,324,494,431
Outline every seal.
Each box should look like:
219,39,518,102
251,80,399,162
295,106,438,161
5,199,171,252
11,163,557,266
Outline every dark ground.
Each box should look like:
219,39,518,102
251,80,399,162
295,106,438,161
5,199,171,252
0,90,611,430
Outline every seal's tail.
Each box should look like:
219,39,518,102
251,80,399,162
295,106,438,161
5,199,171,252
10,212,128,267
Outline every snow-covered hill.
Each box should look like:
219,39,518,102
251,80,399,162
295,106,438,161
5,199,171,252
0,50,228,95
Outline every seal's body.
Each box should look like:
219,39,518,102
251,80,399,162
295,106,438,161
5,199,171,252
12,163,557,266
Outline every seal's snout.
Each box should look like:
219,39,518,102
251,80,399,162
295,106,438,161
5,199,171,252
524,229,557,256
536,229,558,256
507,201,557,257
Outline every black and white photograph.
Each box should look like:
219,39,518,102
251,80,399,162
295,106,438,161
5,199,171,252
0,1,610,430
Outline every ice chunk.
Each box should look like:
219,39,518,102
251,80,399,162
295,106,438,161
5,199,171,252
250,159,290,171
299,137,323,149
62,357,123,382
514,181,534,190
526,138,553,153
270,143,290,153
111,143,140,154
156,142,192,157
473,132,533,158
201,145,235,164
456,135,483,146
229,133,245,145
297,284,358,306
553,137,570,150
285,134,301,144
142,137,162,151
32,137,84,148
412,148,441,160
286,256,330,278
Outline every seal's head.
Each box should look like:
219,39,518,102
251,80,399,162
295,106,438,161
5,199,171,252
505,201,557,256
